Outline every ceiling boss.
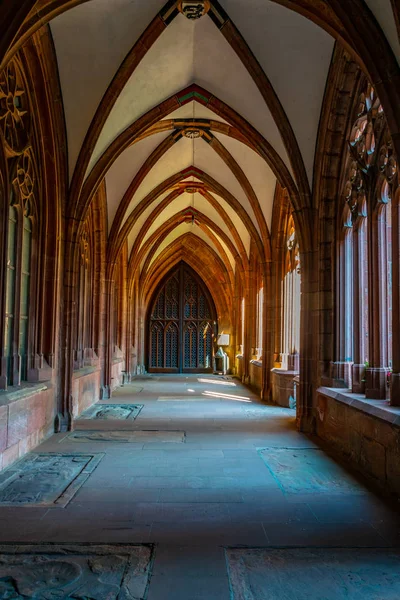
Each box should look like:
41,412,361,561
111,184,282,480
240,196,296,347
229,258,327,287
177,1,211,20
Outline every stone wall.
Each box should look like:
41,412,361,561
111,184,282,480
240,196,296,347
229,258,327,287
111,359,125,391
71,368,101,418
271,369,297,408
0,385,55,471
317,388,400,497
249,360,262,393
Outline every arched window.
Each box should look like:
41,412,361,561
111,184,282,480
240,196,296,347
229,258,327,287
4,205,18,384
338,82,397,397
256,286,264,359
241,297,245,356
20,210,32,380
4,152,35,387
281,221,300,371
74,222,94,369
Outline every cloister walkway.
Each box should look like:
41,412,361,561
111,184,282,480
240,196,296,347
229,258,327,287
0,375,399,599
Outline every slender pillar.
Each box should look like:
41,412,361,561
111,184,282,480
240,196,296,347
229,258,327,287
365,206,390,399
391,187,400,405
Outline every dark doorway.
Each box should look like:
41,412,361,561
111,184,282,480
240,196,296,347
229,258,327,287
147,262,217,373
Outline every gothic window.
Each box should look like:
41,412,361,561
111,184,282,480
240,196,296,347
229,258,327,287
256,286,264,359
280,221,300,371
3,152,35,386
148,262,215,372
74,224,94,369
338,81,397,395
240,297,245,355
4,205,17,383
19,211,32,380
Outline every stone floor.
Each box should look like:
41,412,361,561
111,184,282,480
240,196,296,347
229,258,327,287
0,374,399,599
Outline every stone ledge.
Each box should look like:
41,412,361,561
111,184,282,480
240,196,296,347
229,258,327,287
318,386,400,427
250,359,262,368
72,366,100,380
0,382,48,407
271,368,298,378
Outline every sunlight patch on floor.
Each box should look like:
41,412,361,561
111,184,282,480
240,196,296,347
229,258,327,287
197,378,237,387
202,391,252,402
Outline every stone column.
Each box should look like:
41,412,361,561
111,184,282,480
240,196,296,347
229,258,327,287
352,220,367,392
56,217,78,432
331,229,353,387
296,244,318,433
391,187,400,405
365,206,390,399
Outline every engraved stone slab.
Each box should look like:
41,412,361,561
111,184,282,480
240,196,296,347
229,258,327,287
0,453,103,507
79,404,143,420
0,543,153,599
226,548,400,600
259,448,364,494
64,430,186,443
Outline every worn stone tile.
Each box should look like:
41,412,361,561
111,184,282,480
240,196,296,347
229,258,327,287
64,429,185,443
226,548,400,600
259,447,365,494
0,453,103,507
0,543,153,595
150,521,267,546
229,501,317,523
307,497,400,524
262,521,389,547
74,486,161,504
78,403,143,420
159,488,244,503
148,545,230,599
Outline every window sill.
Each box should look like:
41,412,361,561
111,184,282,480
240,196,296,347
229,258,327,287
0,382,48,407
318,386,400,427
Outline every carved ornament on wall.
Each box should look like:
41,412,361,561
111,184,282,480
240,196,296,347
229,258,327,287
0,61,29,156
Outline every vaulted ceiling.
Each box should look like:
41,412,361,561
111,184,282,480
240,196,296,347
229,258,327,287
46,0,393,289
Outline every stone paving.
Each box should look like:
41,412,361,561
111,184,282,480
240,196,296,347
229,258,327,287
0,375,399,599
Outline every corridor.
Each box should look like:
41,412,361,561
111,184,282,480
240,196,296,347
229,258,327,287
0,375,399,599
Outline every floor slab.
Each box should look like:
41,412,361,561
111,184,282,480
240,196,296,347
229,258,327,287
0,543,153,598
226,548,400,600
0,374,399,597
77,403,143,420
0,453,103,507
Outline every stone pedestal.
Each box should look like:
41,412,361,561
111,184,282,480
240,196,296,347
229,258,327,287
390,372,400,406
352,363,366,394
365,367,390,399
330,361,353,388
271,368,297,408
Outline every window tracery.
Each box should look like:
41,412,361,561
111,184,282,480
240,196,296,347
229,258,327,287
0,62,30,158
3,146,36,386
338,80,397,396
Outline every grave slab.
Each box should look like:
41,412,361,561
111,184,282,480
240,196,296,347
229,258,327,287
259,447,364,494
64,430,186,443
0,543,153,599
78,404,143,420
0,453,103,507
226,548,400,600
